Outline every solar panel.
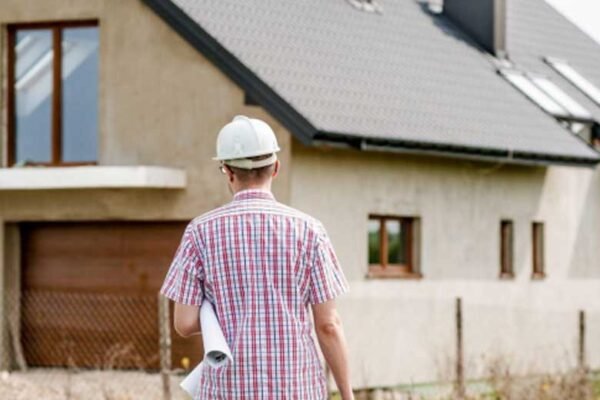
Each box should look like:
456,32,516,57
545,57,600,106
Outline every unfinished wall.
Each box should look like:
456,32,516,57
290,141,600,388
0,0,292,222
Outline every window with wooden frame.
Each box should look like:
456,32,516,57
532,222,545,279
500,220,514,279
7,21,99,167
367,215,421,278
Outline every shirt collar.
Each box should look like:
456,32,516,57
233,188,276,202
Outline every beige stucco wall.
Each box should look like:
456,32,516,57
290,141,600,388
0,0,292,222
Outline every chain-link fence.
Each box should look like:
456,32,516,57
1,289,196,400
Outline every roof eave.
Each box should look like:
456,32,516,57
313,131,600,168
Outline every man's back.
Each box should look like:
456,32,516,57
161,189,348,399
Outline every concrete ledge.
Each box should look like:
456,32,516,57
0,166,187,190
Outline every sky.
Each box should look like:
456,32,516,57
545,0,600,44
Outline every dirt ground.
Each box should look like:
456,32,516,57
0,369,190,400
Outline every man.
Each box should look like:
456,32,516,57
160,115,353,399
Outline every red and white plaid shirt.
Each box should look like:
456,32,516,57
161,189,349,399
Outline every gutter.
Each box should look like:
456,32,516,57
314,132,600,168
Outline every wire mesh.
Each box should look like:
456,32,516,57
1,290,191,400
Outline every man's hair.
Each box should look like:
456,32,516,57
227,154,276,183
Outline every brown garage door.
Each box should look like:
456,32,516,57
21,221,203,370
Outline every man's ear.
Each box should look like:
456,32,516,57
273,160,280,178
224,165,235,183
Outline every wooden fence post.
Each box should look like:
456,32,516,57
578,310,586,371
454,297,465,399
158,294,172,400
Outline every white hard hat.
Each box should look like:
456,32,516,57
213,115,281,169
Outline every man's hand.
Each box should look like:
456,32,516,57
174,303,201,337
312,300,354,400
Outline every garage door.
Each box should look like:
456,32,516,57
21,221,203,370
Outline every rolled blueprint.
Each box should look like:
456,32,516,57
199,300,233,367
180,300,233,396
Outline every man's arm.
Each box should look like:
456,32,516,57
312,300,353,400
174,303,201,338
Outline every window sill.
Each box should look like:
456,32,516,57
531,272,546,280
499,272,515,280
367,266,422,280
0,165,186,190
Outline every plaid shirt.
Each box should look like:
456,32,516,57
161,189,349,399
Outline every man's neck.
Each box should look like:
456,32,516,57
232,183,271,195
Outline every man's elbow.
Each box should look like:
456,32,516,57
316,316,343,337
173,303,200,338
174,318,199,338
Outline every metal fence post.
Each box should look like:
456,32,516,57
158,294,172,400
454,297,465,399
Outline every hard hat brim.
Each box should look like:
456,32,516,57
212,147,281,162
222,153,278,169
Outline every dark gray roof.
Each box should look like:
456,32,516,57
143,0,600,166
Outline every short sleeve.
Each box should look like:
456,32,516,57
308,225,350,304
160,223,204,306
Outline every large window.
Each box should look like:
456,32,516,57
7,21,99,166
367,215,420,278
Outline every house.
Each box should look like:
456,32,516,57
1,0,600,389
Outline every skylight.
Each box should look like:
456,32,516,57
500,70,569,118
499,69,593,122
346,0,382,13
544,57,600,106
529,76,592,120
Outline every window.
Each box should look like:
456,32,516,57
562,121,594,143
7,21,99,167
346,0,383,13
367,215,420,278
500,220,514,279
532,222,545,279
544,57,600,106
500,69,569,118
499,69,592,122
529,76,592,120
593,124,600,148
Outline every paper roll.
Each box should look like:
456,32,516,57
180,361,203,396
199,300,233,367
180,300,233,397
